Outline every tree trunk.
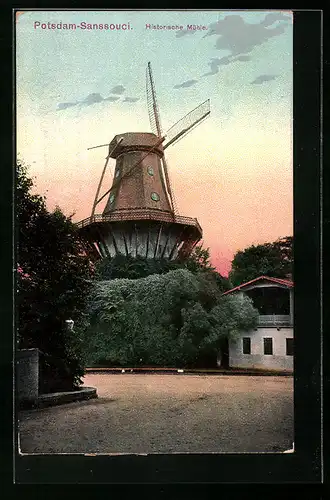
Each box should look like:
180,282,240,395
217,338,229,369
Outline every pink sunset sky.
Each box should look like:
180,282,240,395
16,10,293,276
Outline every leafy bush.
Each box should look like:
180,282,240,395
81,269,258,368
96,245,232,293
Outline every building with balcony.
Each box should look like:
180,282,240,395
222,276,294,372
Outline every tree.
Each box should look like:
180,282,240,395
180,293,258,366
273,236,293,274
96,253,179,280
183,244,215,273
183,245,232,292
229,236,293,286
95,244,231,293
83,269,199,367
81,269,258,368
16,161,94,392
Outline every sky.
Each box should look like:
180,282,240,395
16,9,293,276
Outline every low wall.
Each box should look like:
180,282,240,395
16,349,39,403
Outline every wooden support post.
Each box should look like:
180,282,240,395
161,226,172,259
121,229,129,257
90,137,124,218
154,224,163,259
145,226,151,259
134,224,139,258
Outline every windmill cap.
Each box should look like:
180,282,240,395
108,132,164,158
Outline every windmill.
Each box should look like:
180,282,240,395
77,62,210,261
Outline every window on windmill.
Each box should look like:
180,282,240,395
151,192,160,202
147,165,154,176
109,193,115,204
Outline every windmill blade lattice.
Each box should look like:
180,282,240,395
146,62,163,137
162,156,179,215
164,99,210,150
146,62,176,212
88,64,210,219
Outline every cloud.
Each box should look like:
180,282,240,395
173,79,198,89
57,102,78,110
259,12,292,27
82,93,104,106
110,85,126,94
203,14,289,56
175,29,197,38
203,22,221,39
202,53,251,77
122,97,140,102
232,54,251,62
57,92,121,110
251,74,278,84
104,96,121,101
202,56,233,76
203,15,245,39
57,87,136,110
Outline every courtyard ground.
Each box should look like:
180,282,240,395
18,374,293,454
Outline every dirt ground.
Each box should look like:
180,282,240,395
18,374,293,454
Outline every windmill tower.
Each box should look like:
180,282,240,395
77,63,210,261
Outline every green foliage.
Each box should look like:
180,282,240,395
16,160,94,391
182,246,233,293
229,236,293,286
96,244,231,293
96,253,180,280
81,269,258,368
183,244,215,273
207,294,259,343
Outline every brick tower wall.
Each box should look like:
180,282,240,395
103,133,172,215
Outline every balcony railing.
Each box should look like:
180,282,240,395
257,314,292,326
76,210,203,235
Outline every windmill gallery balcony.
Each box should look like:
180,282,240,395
76,209,202,234
77,209,203,260
77,62,209,262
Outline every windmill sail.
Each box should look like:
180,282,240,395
90,137,124,218
146,62,176,213
164,99,210,150
89,65,210,220
146,62,163,137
